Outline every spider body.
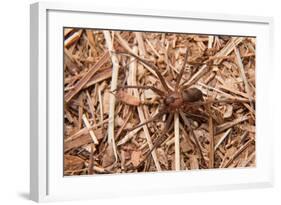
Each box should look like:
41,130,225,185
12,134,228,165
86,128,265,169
182,87,203,103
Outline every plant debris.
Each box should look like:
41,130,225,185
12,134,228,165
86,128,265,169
63,29,256,176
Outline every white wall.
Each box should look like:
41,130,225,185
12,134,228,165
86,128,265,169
0,0,280,204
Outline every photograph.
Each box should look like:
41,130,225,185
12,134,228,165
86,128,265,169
63,28,256,176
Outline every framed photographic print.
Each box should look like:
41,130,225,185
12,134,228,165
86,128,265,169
30,2,274,202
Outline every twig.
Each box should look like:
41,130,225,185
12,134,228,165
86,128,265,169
182,65,209,88
213,37,244,64
135,32,146,56
64,28,74,37
174,112,180,171
145,39,161,58
65,119,109,142
180,112,207,168
116,32,134,52
64,47,83,68
97,85,104,124
196,82,248,102
208,115,214,168
86,30,98,57
234,47,255,109
65,51,109,102
115,111,132,141
64,30,83,48
215,115,250,134
88,144,94,174
86,90,95,120
103,31,119,161
240,151,255,167
85,67,112,88
78,94,84,129
222,139,255,168
215,128,232,150
64,52,80,75
218,84,251,99
208,36,214,48
117,127,143,146
82,114,99,144
64,129,102,152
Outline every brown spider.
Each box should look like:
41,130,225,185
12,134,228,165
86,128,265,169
115,49,251,170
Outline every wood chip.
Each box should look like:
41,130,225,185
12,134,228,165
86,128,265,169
64,128,103,152
64,155,84,171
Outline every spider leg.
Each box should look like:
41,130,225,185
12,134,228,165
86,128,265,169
175,49,189,91
184,111,208,122
136,113,174,169
115,51,172,92
114,85,165,96
187,98,254,108
179,112,208,168
181,65,211,90
148,113,173,151
179,54,233,90
127,110,166,132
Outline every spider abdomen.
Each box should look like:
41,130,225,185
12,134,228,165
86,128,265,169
182,88,203,102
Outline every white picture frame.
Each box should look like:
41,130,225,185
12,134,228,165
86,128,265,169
30,2,274,202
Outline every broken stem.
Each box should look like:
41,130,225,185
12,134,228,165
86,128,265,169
103,30,118,161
